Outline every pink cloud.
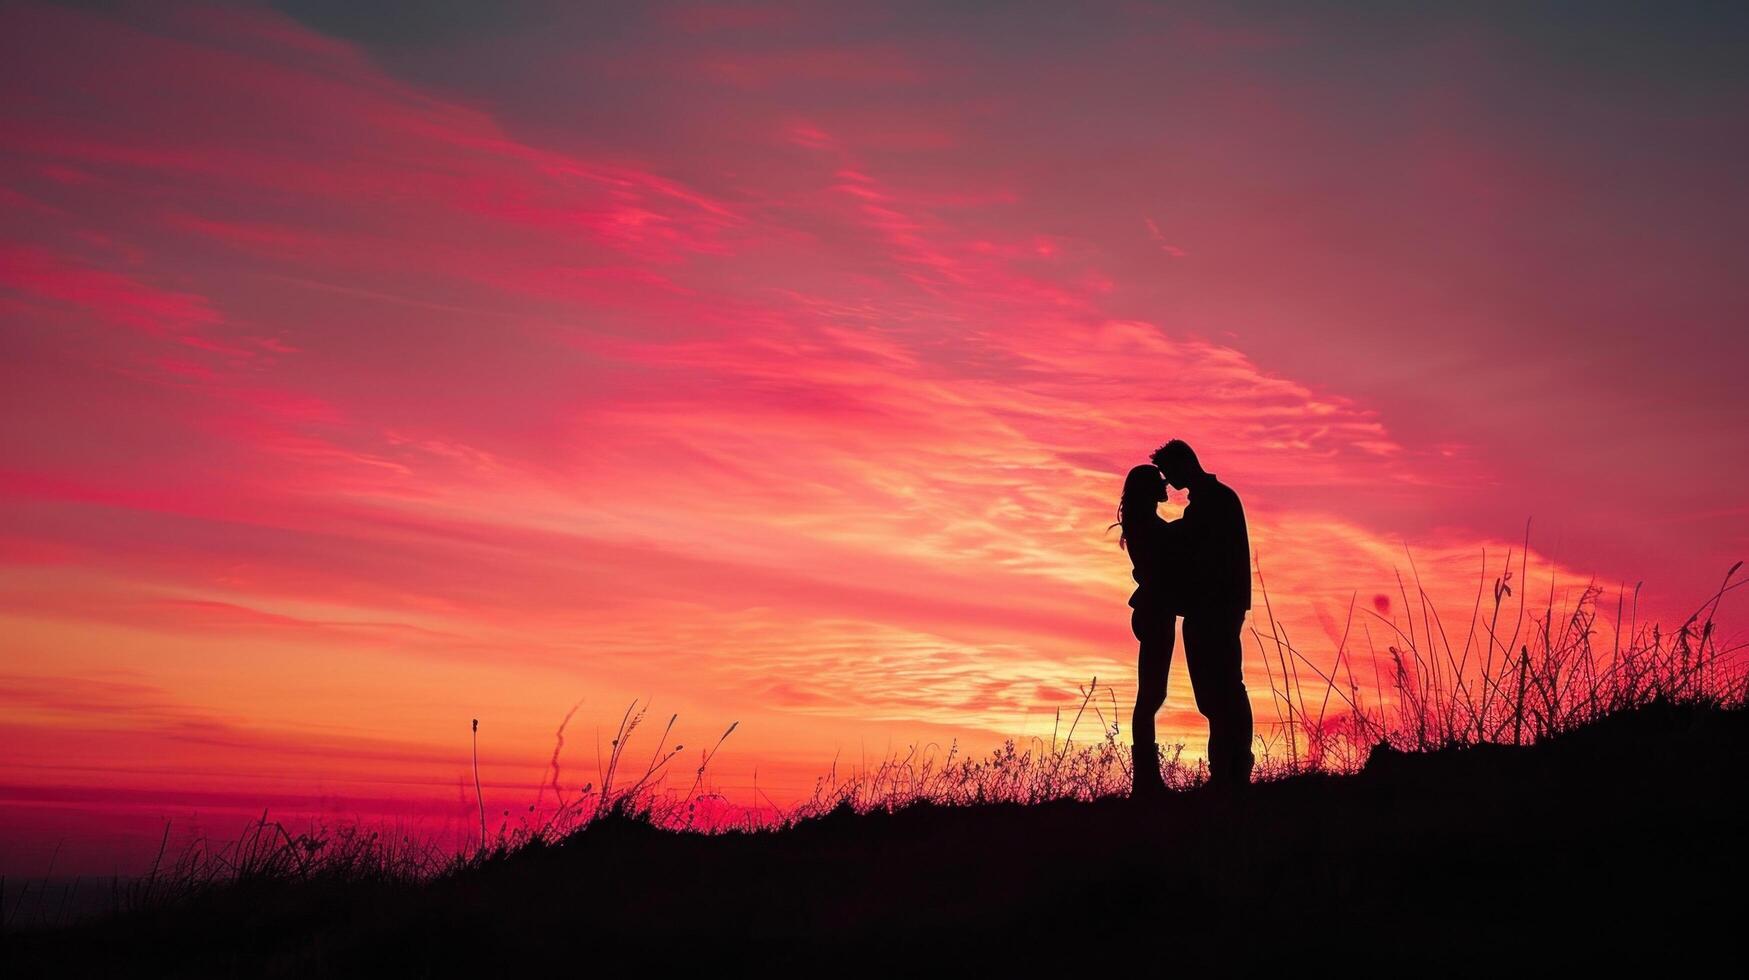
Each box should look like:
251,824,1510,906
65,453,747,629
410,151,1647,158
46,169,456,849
0,245,220,338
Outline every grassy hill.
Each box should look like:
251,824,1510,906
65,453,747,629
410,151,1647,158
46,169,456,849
6,697,1744,975
9,567,1745,975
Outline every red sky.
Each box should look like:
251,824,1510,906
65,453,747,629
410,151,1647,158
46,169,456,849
3,1,1746,875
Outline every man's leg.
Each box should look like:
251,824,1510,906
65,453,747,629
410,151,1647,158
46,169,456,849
1183,608,1253,785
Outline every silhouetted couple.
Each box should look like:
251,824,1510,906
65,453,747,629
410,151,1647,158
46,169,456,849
1116,439,1254,800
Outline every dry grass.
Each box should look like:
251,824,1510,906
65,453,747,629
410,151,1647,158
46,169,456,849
1249,548,1747,776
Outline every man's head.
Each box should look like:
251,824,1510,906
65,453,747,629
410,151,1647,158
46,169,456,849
1150,439,1203,488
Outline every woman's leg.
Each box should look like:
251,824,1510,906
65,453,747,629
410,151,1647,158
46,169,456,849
1131,607,1175,746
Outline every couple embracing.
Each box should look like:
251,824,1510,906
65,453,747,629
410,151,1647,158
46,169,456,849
1115,439,1255,800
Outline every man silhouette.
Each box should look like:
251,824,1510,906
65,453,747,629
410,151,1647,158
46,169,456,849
1150,439,1255,789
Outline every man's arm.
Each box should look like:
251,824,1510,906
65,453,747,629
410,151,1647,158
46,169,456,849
1221,485,1251,610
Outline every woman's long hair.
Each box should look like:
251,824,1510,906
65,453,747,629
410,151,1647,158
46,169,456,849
1109,464,1165,551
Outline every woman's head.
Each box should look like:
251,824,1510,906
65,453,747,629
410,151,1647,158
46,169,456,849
1112,464,1166,549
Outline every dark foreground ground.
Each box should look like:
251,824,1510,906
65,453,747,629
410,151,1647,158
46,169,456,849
7,700,1745,976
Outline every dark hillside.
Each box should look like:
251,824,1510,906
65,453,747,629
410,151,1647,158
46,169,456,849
6,699,1744,976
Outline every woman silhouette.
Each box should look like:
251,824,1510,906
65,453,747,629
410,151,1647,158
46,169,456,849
1112,464,1184,800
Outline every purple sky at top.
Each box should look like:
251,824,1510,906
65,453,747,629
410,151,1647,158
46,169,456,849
270,0,1749,590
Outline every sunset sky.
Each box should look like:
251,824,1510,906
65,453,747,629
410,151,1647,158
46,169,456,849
4,1,1746,875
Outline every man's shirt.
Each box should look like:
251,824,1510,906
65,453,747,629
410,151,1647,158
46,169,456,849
1179,472,1252,614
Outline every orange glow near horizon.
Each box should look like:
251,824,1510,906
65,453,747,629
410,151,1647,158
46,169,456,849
3,2,1745,875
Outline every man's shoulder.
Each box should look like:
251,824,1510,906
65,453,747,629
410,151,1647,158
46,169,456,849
1203,475,1242,506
